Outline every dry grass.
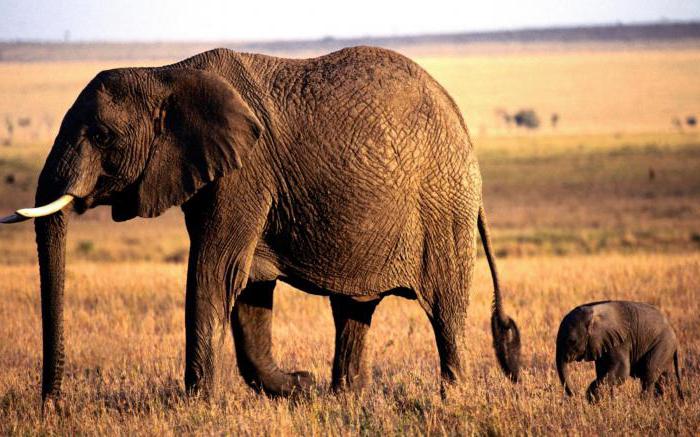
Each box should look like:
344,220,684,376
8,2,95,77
0,255,698,435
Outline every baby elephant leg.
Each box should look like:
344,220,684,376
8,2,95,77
587,352,630,403
653,370,671,397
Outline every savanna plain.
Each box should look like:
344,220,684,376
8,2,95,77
0,42,699,435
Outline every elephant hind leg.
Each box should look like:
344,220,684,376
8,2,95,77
330,295,380,392
642,363,674,398
231,280,314,396
652,370,671,397
419,286,470,395
416,218,475,395
640,335,676,398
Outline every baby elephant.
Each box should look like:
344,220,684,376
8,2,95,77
556,300,682,402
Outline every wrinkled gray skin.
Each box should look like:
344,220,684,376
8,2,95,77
18,46,521,401
556,301,682,402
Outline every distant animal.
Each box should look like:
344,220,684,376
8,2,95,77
0,46,520,402
550,113,559,128
556,301,682,402
671,117,683,131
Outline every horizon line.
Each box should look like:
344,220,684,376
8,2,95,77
1,19,698,45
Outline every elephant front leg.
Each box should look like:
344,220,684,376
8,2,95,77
183,231,259,398
330,295,380,392
181,183,273,398
184,263,231,397
587,353,630,403
231,280,314,396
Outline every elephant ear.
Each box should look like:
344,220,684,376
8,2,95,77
112,68,262,221
586,304,627,360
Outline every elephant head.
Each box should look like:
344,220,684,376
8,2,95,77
0,65,262,399
555,302,627,397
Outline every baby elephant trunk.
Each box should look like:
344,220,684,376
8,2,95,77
478,205,521,382
556,349,574,396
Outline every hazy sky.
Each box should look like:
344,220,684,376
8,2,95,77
2,0,699,42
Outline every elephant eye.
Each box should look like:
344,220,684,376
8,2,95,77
89,127,113,149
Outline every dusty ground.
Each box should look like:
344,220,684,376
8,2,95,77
0,255,697,435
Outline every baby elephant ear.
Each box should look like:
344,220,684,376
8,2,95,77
118,68,263,221
586,305,626,359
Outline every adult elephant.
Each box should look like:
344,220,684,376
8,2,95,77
1,47,520,401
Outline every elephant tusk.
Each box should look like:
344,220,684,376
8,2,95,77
17,194,75,218
0,194,74,224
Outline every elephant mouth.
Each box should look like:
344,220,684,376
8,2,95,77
65,195,133,224
577,350,592,362
71,196,92,214
567,350,586,362
72,190,108,214
72,176,134,216
71,189,135,222
110,185,140,222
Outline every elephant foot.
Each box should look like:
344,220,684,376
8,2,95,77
257,370,315,397
331,373,370,393
41,395,65,417
586,385,602,404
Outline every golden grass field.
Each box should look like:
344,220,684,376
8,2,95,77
0,42,699,434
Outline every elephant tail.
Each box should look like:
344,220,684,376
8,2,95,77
478,204,521,383
673,350,684,400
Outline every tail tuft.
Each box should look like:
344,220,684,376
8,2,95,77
491,313,521,383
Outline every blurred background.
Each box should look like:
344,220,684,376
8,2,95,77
1,2,699,434
1,0,699,262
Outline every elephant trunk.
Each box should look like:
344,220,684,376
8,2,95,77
35,183,71,400
556,349,574,397
0,139,100,400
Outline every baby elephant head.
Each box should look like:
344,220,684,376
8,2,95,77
555,303,626,396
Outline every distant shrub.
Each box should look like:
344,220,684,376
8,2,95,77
687,115,697,127
4,174,15,184
164,248,188,264
513,109,540,129
76,240,95,255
